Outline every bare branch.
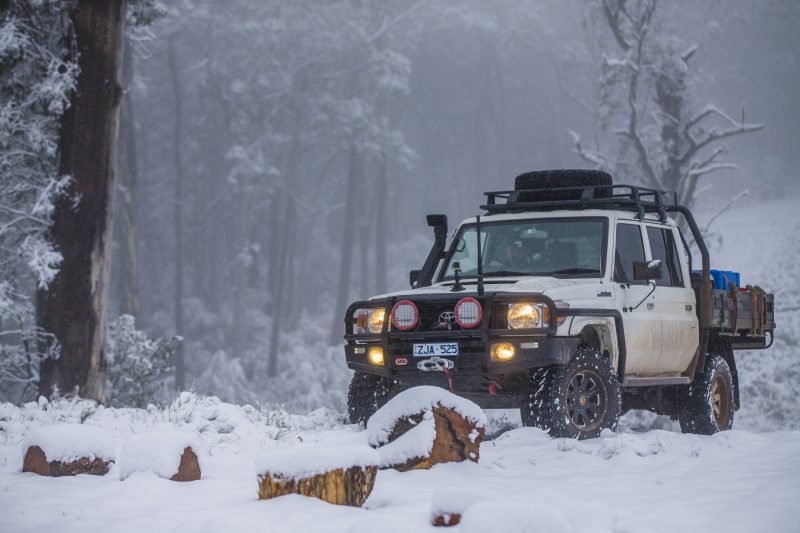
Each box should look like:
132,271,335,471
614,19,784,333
569,130,610,170
703,189,750,234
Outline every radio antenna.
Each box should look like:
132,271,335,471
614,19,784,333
476,215,485,296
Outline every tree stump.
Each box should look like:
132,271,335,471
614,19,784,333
432,512,462,527
23,445,111,476
367,386,486,471
255,445,379,507
119,430,204,481
21,424,114,477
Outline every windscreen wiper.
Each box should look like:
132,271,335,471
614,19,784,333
537,267,601,278
483,270,528,277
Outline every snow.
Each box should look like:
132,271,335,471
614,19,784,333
118,429,204,481
255,444,378,479
21,423,114,464
1,398,799,532
374,411,436,468
366,386,486,447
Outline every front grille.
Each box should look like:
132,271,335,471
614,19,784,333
409,297,488,332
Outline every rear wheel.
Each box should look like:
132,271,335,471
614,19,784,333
521,346,621,439
347,372,395,425
678,354,734,435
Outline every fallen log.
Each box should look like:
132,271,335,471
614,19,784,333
22,424,114,477
367,386,486,471
256,444,379,507
119,430,204,481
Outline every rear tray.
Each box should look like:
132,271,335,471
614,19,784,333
710,286,775,346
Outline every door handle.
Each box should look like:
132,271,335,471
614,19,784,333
647,302,655,310
685,304,693,311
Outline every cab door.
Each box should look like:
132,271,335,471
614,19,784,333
612,221,661,376
644,224,698,375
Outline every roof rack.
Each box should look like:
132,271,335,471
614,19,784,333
481,184,675,222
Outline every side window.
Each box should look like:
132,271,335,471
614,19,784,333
614,223,646,283
645,227,670,287
666,230,685,287
645,226,685,287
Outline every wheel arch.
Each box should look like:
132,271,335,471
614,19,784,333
569,318,619,373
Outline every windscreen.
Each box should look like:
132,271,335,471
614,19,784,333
440,217,608,280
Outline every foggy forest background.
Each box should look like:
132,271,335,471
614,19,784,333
2,0,798,421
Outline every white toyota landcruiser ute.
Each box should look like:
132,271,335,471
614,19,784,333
344,170,775,439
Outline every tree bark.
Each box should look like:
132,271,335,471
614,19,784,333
37,0,127,402
167,37,186,389
257,465,376,507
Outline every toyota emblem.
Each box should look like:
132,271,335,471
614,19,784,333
439,311,455,324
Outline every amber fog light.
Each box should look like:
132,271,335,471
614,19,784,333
492,342,516,361
368,346,385,365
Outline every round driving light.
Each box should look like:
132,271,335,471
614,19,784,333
391,300,419,331
455,297,482,328
368,308,386,333
368,346,385,365
492,342,516,361
507,303,540,329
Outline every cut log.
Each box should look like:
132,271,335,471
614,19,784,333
23,445,111,476
432,513,461,527
367,386,486,471
119,430,204,481
21,424,114,477
171,447,201,481
255,445,379,507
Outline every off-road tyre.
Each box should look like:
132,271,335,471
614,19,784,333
521,346,621,439
514,169,613,202
678,354,734,435
347,372,395,425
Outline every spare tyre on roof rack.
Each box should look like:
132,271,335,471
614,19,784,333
513,169,613,203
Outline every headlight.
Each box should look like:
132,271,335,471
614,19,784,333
507,302,543,329
368,308,385,333
352,307,385,334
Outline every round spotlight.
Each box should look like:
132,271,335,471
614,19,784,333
455,297,482,328
391,300,419,331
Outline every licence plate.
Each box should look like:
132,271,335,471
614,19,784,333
412,343,459,357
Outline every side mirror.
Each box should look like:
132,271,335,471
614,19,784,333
633,260,663,281
409,269,421,287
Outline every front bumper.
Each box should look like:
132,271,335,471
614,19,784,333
343,292,579,393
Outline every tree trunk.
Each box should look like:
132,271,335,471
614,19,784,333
329,144,362,344
37,0,127,402
114,36,141,320
266,135,300,377
167,37,186,389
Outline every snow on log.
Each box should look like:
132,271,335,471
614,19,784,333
367,386,486,471
22,424,114,477
255,444,379,507
119,430,204,481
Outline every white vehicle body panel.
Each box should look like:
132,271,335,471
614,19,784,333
372,209,699,380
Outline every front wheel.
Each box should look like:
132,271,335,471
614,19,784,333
347,371,395,425
521,346,621,439
678,354,734,435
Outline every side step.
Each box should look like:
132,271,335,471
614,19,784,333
622,376,691,387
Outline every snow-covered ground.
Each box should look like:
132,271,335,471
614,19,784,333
1,393,799,533
1,195,797,532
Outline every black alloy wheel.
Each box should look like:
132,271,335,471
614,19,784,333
522,345,621,439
